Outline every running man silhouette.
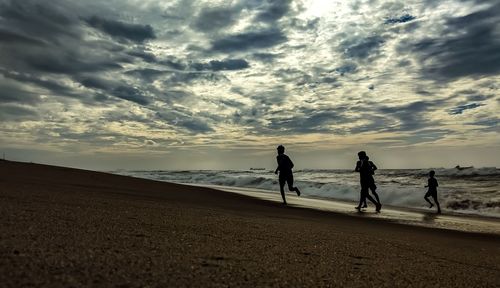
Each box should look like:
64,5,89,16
355,151,381,212
424,170,441,214
361,156,381,208
274,145,301,205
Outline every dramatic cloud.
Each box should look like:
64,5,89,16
210,29,287,52
85,16,156,43
191,59,250,71
0,0,498,169
340,36,385,60
254,0,293,23
192,7,241,32
407,3,500,80
0,104,39,121
449,103,484,115
385,14,416,24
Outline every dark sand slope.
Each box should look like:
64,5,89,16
0,160,499,287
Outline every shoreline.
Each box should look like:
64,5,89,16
1,160,499,287
187,183,500,236
193,183,500,219
114,168,500,221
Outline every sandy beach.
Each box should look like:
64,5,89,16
1,160,499,287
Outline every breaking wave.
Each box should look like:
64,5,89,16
114,168,500,218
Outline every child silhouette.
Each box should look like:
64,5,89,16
424,170,441,214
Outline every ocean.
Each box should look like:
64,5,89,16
114,167,500,218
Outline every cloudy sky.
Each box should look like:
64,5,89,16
0,0,499,170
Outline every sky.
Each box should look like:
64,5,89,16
0,0,499,170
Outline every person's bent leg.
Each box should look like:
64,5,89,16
366,194,381,211
371,188,381,204
424,194,433,208
366,194,378,205
287,174,301,196
279,178,287,205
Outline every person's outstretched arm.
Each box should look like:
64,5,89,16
288,156,294,169
275,157,280,174
370,161,378,171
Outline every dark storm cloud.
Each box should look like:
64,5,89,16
0,29,46,45
385,14,416,24
335,63,358,76
0,0,81,42
348,115,391,134
452,90,495,102
449,103,484,115
219,99,245,108
272,67,341,89
0,0,167,109
0,0,126,76
125,69,168,82
340,36,385,60
37,125,172,148
210,29,287,52
111,86,150,105
378,129,451,145
467,118,499,128
126,50,157,63
85,16,156,43
251,52,281,62
192,7,240,32
24,53,123,74
79,76,115,90
161,58,187,70
466,94,494,102
77,74,151,105
191,59,250,71
266,108,350,133
179,118,214,133
155,109,214,134
253,86,290,106
165,72,229,85
0,80,41,104
1,70,78,98
255,0,292,23
0,104,39,121
125,57,244,84
273,68,310,84
377,100,444,131
406,2,500,81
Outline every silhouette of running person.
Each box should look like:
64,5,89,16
361,156,381,208
274,145,301,205
355,151,381,212
424,170,441,214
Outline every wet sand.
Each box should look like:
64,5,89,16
1,160,499,287
204,184,500,235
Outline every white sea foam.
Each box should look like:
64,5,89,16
115,168,500,218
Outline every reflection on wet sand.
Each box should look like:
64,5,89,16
201,184,500,235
